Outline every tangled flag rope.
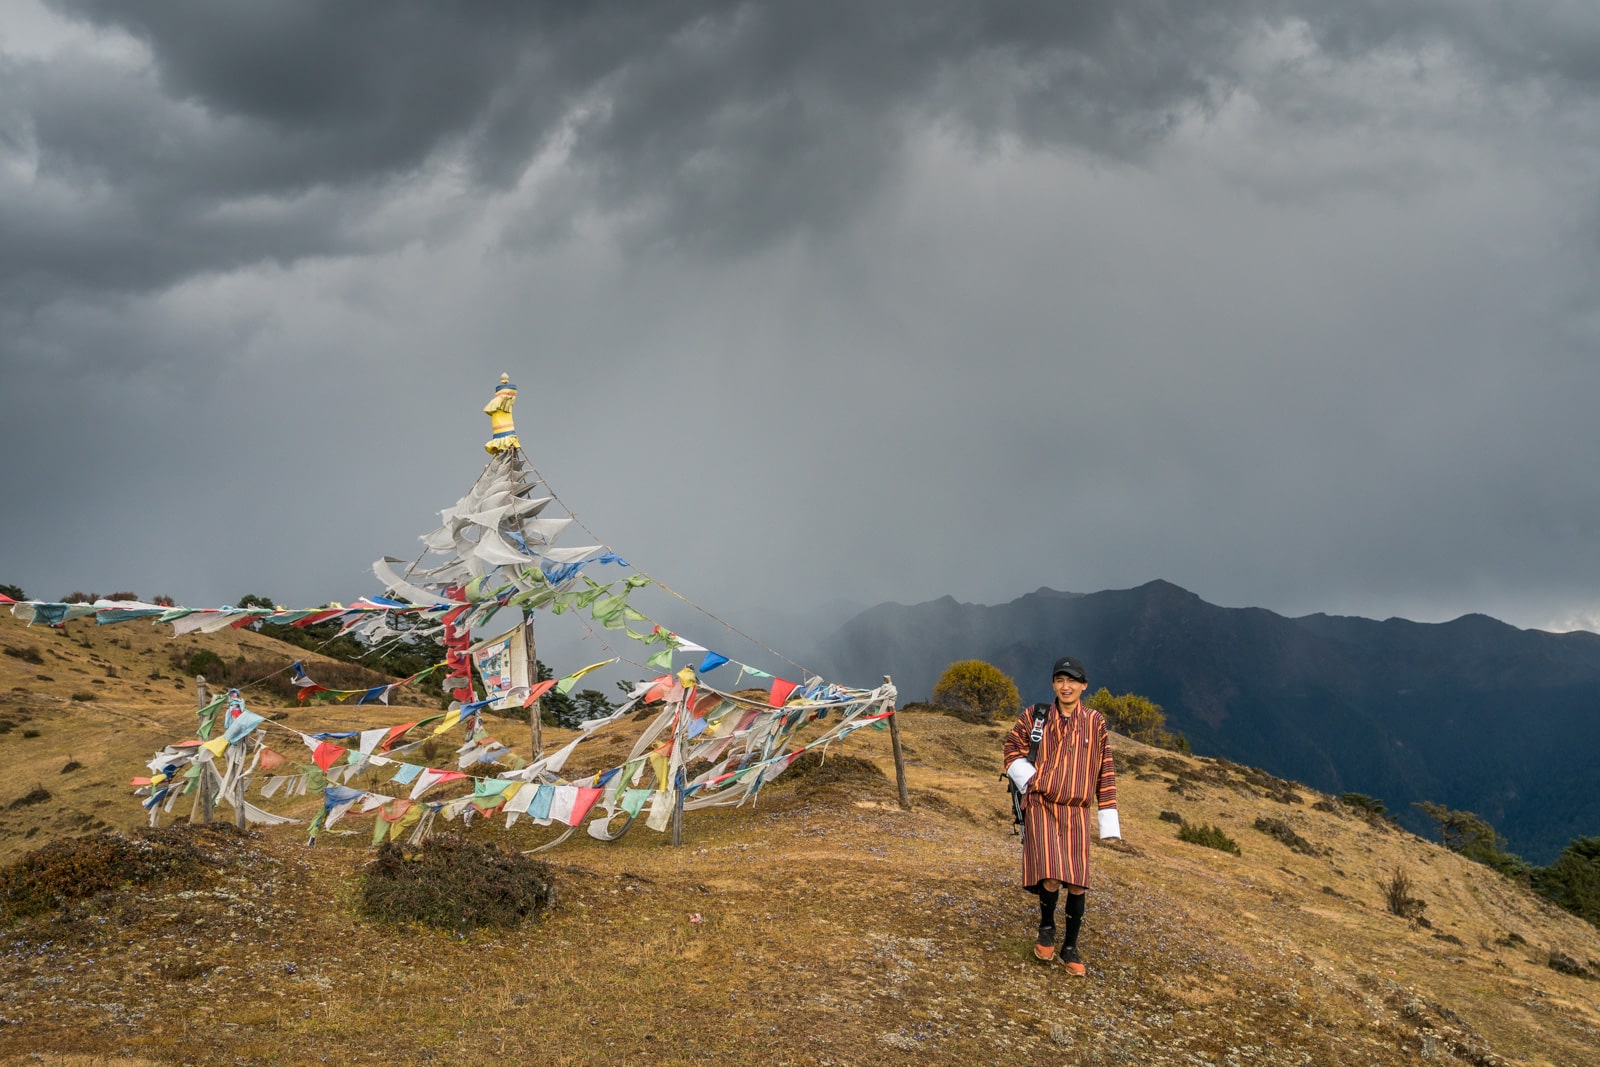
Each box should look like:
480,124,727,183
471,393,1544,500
131,673,895,849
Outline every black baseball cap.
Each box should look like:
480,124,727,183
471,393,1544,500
1052,656,1087,683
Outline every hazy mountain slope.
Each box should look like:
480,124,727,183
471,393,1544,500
820,581,1600,863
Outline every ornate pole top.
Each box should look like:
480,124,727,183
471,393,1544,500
483,373,520,454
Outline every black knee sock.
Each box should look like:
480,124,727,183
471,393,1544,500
1062,892,1086,948
1038,885,1060,929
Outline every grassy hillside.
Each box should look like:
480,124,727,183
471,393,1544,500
2,613,1599,1066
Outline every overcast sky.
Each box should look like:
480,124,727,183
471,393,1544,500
4,0,1600,653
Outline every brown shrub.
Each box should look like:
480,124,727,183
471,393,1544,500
8,786,50,809
783,752,888,795
360,836,554,933
1253,816,1321,856
1384,867,1426,920
0,828,215,922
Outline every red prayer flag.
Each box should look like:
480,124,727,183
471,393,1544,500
257,746,287,772
380,722,418,751
769,678,800,707
568,786,604,825
311,742,344,772
522,679,559,706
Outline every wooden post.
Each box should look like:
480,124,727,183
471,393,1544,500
191,676,215,825
191,761,216,826
524,614,542,761
885,675,910,811
233,747,248,831
670,689,687,846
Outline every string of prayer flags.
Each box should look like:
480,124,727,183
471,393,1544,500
289,660,444,705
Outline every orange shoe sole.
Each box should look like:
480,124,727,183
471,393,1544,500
1063,961,1086,976
1033,944,1056,962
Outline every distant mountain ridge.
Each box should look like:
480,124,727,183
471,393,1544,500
818,579,1600,863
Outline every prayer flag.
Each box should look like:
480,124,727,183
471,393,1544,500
222,711,265,745
556,658,616,695
569,787,603,825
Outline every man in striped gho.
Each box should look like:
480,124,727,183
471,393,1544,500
1003,656,1121,976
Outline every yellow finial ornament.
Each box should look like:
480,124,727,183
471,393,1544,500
483,373,520,454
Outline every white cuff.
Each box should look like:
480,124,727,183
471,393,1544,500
1006,759,1036,793
1098,807,1121,839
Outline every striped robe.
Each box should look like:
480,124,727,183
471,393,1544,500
1003,701,1117,891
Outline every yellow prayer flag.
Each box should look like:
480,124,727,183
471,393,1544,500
200,737,228,758
430,709,463,737
567,658,617,685
390,803,425,840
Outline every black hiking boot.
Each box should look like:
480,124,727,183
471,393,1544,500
1033,925,1057,963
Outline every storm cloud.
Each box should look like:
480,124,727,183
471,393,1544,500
4,0,1600,659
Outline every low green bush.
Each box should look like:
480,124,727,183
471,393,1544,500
1177,821,1240,855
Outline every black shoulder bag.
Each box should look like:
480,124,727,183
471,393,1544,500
1005,703,1050,833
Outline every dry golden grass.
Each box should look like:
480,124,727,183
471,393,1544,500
1,614,1599,1065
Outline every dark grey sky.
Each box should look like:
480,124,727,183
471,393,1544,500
4,0,1600,645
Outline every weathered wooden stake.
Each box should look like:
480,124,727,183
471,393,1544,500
233,749,247,830
190,675,215,825
524,614,542,761
190,760,216,826
670,689,687,846
885,674,910,811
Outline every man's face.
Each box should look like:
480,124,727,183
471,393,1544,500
1053,673,1087,704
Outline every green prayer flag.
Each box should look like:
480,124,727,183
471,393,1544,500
647,646,673,670
195,694,226,741
622,788,651,817
574,577,609,608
